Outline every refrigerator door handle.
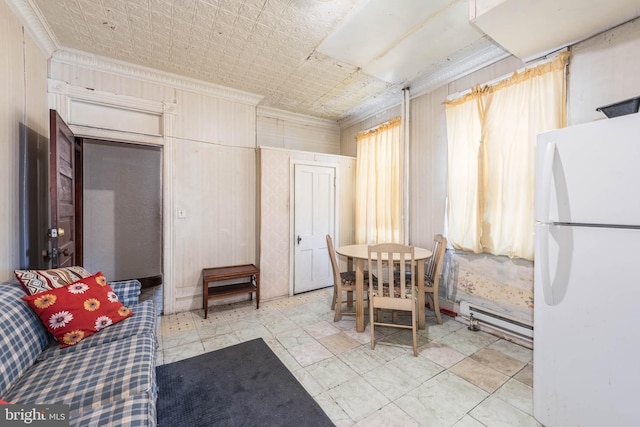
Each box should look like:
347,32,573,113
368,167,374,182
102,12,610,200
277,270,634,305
537,224,555,305
539,141,556,223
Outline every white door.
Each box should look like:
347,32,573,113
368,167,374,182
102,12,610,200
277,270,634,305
294,164,335,294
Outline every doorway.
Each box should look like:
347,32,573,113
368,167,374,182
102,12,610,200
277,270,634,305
293,163,335,294
83,139,163,282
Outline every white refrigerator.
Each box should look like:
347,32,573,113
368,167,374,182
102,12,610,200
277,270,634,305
534,112,640,427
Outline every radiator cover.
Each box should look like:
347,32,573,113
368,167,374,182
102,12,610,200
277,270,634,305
458,300,533,340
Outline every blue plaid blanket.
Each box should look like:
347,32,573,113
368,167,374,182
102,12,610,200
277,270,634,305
0,280,157,426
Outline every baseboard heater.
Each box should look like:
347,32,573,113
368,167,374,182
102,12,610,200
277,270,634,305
459,300,533,340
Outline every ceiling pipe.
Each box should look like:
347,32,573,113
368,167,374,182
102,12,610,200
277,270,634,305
402,87,410,245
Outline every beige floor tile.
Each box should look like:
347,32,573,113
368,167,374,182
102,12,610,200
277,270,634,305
388,353,444,383
328,376,390,422
363,362,421,401
306,355,359,390
156,286,537,427
262,316,298,335
355,403,420,427
420,342,467,368
304,320,342,339
471,347,527,376
436,328,499,356
291,368,326,397
494,378,534,415
314,392,354,427
162,329,201,349
318,331,361,355
228,315,262,332
453,415,487,427
288,340,334,367
160,311,195,335
337,345,387,375
449,358,510,393
375,328,429,353
275,327,315,349
514,363,533,387
195,319,233,340
234,324,273,341
469,394,542,426
488,339,533,364
162,340,205,364
342,327,374,345
201,332,241,352
419,317,466,341
395,371,488,427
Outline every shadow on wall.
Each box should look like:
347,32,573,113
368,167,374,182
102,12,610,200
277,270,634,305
18,123,50,270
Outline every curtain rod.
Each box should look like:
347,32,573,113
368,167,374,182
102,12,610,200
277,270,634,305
446,47,569,102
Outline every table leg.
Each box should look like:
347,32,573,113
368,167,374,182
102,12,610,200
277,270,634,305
203,278,209,320
355,259,365,333
417,260,425,329
346,257,354,307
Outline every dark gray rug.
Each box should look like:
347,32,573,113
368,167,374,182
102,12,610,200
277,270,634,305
156,338,334,427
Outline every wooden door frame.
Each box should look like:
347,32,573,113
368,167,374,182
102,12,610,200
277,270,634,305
74,137,83,266
48,81,176,313
289,159,339,296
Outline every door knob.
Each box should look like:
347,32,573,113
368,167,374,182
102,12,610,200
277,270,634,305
297,235,302,244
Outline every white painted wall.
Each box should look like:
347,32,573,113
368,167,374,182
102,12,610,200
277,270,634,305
83,140,162,281
568,17,640,125
0,1,49,280
46,52,342,312
257,107,340,154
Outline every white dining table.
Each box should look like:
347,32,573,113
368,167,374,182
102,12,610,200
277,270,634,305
335,244,432,333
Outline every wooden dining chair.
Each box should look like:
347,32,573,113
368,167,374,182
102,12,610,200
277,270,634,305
327,235,366,322
424,234,447,324
368,243,418,357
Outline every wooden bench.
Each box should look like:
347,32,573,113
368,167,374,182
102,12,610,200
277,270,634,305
202,264,260,319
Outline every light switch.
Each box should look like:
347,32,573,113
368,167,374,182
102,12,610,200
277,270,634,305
177,208,187,218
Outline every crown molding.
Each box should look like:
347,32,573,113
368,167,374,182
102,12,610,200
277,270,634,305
51,48,264,106
6,0,58,55
257,106,339,130
338,43,510,128
409,43,510,99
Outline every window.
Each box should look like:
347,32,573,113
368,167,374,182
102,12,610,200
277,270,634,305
355,117,402,244
445,52,569,260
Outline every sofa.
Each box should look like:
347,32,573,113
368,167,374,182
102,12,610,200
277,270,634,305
0,278,158,426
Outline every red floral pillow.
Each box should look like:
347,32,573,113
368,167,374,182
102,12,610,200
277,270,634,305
23,272,134,348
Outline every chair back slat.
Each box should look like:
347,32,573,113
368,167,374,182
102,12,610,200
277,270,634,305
425,234,446,282
326,235,340,286
367,242,418,356
368,243,415,299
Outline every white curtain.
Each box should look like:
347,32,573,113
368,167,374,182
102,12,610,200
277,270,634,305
355,117,401,244
445,52,569,260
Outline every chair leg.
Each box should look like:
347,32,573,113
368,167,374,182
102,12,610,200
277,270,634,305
331,285,337,310
412,299,418,357
370,298,376,350
334,288,342,322
429,294,442,324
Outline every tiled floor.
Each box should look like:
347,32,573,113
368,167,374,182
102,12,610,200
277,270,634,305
156,288,540,427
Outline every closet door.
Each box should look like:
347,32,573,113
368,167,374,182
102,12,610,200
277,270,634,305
49,109,80,268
